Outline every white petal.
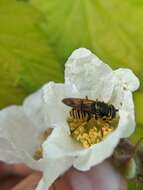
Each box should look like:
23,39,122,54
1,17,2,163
114,68,140,92
0,137,21,163
110,84,135,138
42,124,83,159
108,78,124,109
43,110,129,171
109,78,136,138
120,91,135,137
65,48,115,102
0,106,40,165
73,110,129,171
23,88,48,132
43,82,70,128
0,136,47,171
69,48,91,59
36,158,73,190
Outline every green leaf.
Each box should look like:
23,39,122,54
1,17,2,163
31,0,143,146
129,182,143,190
134,92,143,125
130,92,143,143
0,0,63,108
31,0,143,80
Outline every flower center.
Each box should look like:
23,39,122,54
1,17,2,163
67,109,119,148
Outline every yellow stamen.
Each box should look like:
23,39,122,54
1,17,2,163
33,129,53,160
33,147,43,160
68,110,119,148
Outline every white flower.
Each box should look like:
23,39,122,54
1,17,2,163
0,48,139,190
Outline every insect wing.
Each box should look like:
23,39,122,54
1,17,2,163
62,98,82,108
62,98,95,109
82,99,95,104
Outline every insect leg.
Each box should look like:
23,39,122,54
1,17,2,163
70,109,74,118
72,109,77,119
80,100,84,112
74,109,79,120
100,127,104,138
86,112,91,121
77,110,81,120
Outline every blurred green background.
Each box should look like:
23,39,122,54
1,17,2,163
0,0,143,189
